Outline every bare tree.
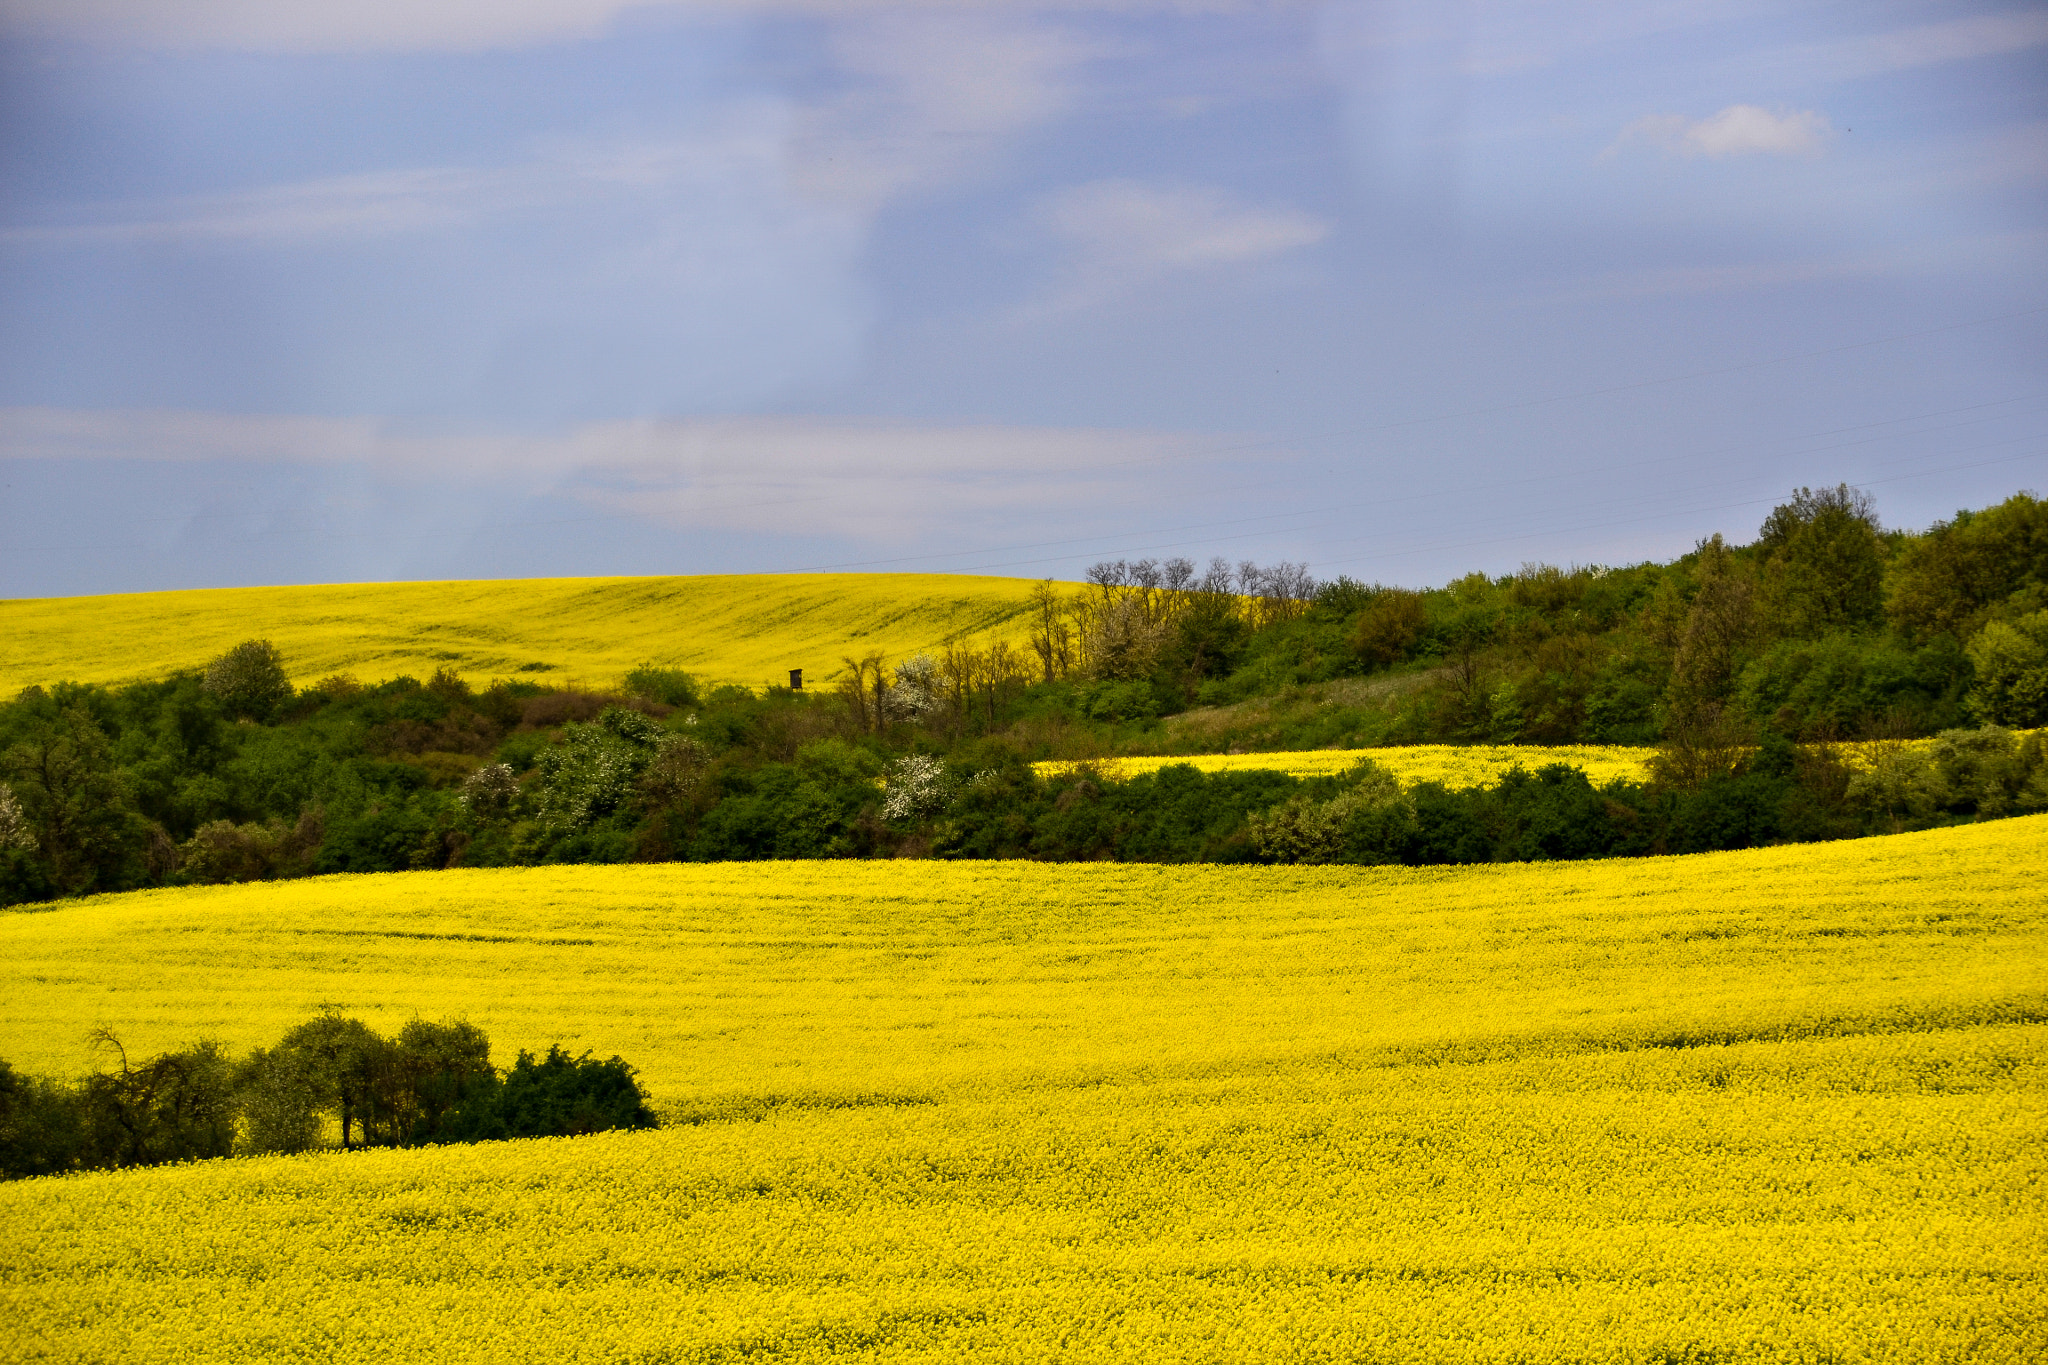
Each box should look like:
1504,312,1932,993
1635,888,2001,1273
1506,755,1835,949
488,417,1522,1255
1027,580,1075,682
980,640,1030,724
837,653,886,733
1085,559,1131,605
940,638,980,717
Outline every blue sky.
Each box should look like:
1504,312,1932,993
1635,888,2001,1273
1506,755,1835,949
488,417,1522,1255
2,0,2044,597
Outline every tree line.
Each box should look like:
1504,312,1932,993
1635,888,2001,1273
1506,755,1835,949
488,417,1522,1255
2,488,2043,901
0,1013,654,1181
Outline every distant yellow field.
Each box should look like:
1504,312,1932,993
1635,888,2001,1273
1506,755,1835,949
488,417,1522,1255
2,819,2044,1361
0,572,1047,693
1038,731,2048,789
1040,743,1659,787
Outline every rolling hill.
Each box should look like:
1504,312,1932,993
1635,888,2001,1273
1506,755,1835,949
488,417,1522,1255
3,818,2042,1360
0,572,1049,694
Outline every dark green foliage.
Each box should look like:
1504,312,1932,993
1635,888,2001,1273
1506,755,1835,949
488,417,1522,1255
1158,598,1251,694
75,1033,240,1170
202,640,293,721
623,665,700,709
2,489,2044,904
1349,588,1428,668
0,705,149,895
1734,634,1969,739
1886,492,2048,642
1755,484,1888,636
1964,610,2048,727
273,1011,389,1148
439,1046,656,1142
386,1019,499,1145
2,1015,656,1181
0,1058,83,1180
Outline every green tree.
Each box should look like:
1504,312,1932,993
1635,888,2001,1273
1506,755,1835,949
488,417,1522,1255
1664,534,1756,730
274,1011,389,1148
1886,492,2048,642
446,1045,655,1141
1,707,148,895
1755,484,1887,635
0,1057,84,1179
388,1018,497,1145
622,665,699,709
234,1044,323,1155
1964,610,2048,727
77,1030,239,1170
1349,588,1427,669
202,639,293,720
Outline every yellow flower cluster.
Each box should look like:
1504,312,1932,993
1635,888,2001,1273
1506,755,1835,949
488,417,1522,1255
3,816,2044,1362
0,571,1045,693
1039,730,2048,789
1038,742,1659,787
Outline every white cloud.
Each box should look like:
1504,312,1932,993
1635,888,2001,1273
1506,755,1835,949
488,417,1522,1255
3,11,1102,243
787,13,1105,212
1743,10,2048,84
0,0,1243,54
1608,105,1832,160
0,115,849,247
1030,178,1328,313
0,407,1232,539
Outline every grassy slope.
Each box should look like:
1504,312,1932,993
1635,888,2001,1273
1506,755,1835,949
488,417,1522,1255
0,572,1047,692
3,820,2044,1361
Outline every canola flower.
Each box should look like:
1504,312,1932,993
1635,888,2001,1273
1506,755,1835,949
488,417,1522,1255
1037,743,1661,787
0,572,1046,693
1036,730,2048,790
1,818,2044,1362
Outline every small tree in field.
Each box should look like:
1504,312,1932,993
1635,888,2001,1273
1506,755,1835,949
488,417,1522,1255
203,640,292,720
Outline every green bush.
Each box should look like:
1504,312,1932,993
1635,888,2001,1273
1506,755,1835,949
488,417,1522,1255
202,640,293,721
622,665,700,709
1964,611,2048,727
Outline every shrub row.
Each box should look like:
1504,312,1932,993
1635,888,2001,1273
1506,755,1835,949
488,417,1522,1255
0,1014,654,1181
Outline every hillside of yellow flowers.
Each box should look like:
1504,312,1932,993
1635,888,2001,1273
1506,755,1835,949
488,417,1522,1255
0,571,1046,694
3,817,2043,1361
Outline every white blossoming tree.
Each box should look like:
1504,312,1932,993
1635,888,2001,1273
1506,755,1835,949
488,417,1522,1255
881,754,951,822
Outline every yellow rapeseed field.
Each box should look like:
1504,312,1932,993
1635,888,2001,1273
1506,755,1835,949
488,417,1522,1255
1039,742,1660,787
3,818,2045,1361
0,572,1046,693
1036,730,2047,789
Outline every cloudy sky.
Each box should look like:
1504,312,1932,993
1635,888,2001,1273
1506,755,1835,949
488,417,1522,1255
2,0,2044,597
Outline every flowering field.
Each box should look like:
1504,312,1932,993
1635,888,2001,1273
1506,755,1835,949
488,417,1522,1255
1038,742,1660,787
1035,730,2048,789
3,817,2045,1361
0,572,1044,693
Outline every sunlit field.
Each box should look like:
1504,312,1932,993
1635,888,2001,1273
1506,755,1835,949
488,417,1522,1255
3,817,2044,1362
1039,742,1660,787
0,572,1046,694
1036,731,2045,789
